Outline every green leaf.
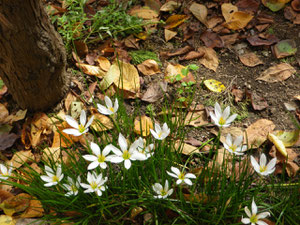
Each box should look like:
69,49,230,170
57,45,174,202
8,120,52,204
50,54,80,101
188,64,199,71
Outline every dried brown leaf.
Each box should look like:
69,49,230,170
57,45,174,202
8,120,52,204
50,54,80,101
198,47,219,72
256,63,296,83
134,115,153,136
137,59,161,76
239,52,263,67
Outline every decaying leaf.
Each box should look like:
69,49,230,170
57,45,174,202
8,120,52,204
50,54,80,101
0,193,30,216
137,59,161,76
273,130,300,147
246,90,269,111
30,113,52,148
9,150,34,169
247,34,279,46
174,141,201,155
76,63,106,78
180,51,205,61
0,103,9,123
42,147,61,164
20,197,44,218
141,81,167,103
164,29,177,42
204,79,225,92
239,52,263,67
268,133,288,157
184,111,208,127
134,116,153,136
164,63,195,83
129,6,159,20
256,63,296,83
245,119,275,148
130,206,143,220
200,31,224,48
0,133,19,151
90,113,114,132
189,3,208,27
272,39,297,58
164,15,188,29
97,56,111,72
160,1,181,12
74,40,88,57
198,47,219,72
211,126,244,146
0,215,15,225
262,0,290,12
64,92,77,112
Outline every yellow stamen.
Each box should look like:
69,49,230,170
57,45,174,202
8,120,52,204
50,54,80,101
122,150,131,160
90,182,98,190
160,189,167,196
52,176,59,182
109,107,114,112
158,131,163,138
178,172,185,180
259,166,267,173
98,154,106,163
78,124,85,133
250,214,258,223
71,184,78,192
229,145,237,152
219,117,226,125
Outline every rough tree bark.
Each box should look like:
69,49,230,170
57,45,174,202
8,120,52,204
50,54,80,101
0,0,68,111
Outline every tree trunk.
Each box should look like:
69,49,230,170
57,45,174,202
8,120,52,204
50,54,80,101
0,0,68,111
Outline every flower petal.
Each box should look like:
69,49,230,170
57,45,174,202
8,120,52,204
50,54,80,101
124,159,131,169
260,153,267,167
118,133,128,151
108,156,123,163
167,171,178,179
251,199,257,215
104,96,113,108
244,206,252,218
97,104,111,115
90,142,101,156
226,114,237,124
83,155,98,162
114,98,119,112
102,145,111,156
65,116,79,129
85,115,94,128
170,167,180,175
241,218,250,224
184,178,193,185
250,156,260,174
62,128,82,136
266,157,277,172
80,110,86,126
185,173,196,179
222,106,230,120
257,212,270,219
87,161,99,170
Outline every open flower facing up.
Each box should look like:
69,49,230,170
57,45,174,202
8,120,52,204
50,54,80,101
80,172,107,196
152,180,173,199
40,165,64,187
167,167,196,186
97,96,119,116
63,176,81,196
242,199,270,225
210,102,237,127
63,110,94,136
150,123,170,140
223,134,247,155
0,163,12,181
108,134,147,169
136,137,154,159
83,142,112,170
251,154,277,176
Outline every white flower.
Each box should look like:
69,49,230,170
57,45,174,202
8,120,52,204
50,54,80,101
251,154,277,176
152,180,173,199
167,167,196,186
107,134,147,169
0,163,12,181
150,123,170,140
97,96,119,115
83,142,112,170
210,102,237,127
223,134,247,155
80,172,107,196
242,199,270,225
136,137,154,159
63,176,81,196
63,110,94,136
40,165,64,187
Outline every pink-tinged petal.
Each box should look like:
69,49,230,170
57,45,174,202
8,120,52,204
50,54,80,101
124,159,131,169
97,104,111,115
104,96,113,108
244,206,252,218
65,116,79,129
85,115,94,128
40,176,52,183
260,153,267,167
131,152,147,161
99,162,107,169
87,161,99,170
83,155,98,162
256,221,268,225
171,167,180,175
102,145,111,156
185,173,196,179
167,171,178,179
250,156,260,173
108,156,123,163
114,98,119,112
251,199,257,215
257,212,270,219
241,218,250,224
90,142,101,156
226,114,237,124
222,106,230,119
63,128,82,136
266,158,277,171
80,110,87,126
118,133,128,151
184,178,193,185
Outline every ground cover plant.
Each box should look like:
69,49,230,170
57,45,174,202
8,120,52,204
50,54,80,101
0,0,299,224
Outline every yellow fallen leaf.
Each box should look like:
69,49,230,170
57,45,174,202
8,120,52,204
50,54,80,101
76,63,106,78
221,3,238,22
160,1,181,12
97,56,111,72
129,7,159,19
273,130,300,147
90,113,114,132
134,116,153,136
42,147,61,164
174,141,201,155
9,150,34,169
164,15,188,29
0,215,16,225
204,79,225,92
268,133,288,158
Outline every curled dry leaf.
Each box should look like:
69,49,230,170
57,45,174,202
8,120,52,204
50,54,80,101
9,150,34,169
74,40,88,57
76,63,106,78
164,15,188,29
256,63,296,83
246,90,268,111
124,35,140,49
231,87,244,102
273,130,299,147
164,63,195,83
180,51,204,61
97,56,111,72
0,103,9,123
134,115,153,136
64,92,77,112
200,31,224,48
272,39,297,59
90,113,114,132
160,1,181,12
247,34,279,46
129,6,159,20
262,0,289,12
268,133,288,158
236,0,260,13
137,59,161,76
164,29,177,42
189,3,208,27
244,119,275,148
20,197,44,218
198,47,219,72
130,207,144,220
239,52,263,67
141,81,167,103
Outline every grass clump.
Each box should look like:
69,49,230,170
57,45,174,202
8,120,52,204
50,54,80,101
129,50,161,65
